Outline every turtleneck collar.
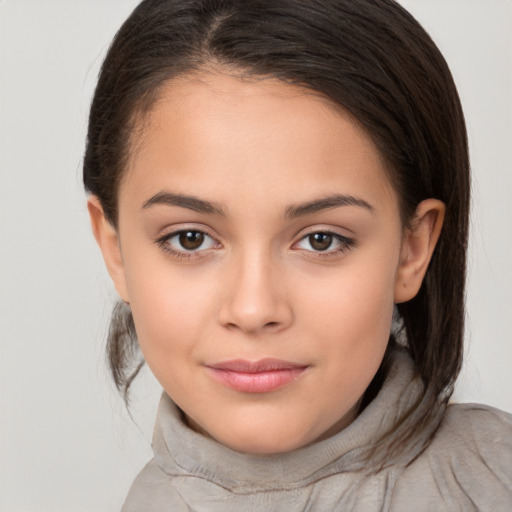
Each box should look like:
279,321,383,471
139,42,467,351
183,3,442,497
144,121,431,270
151,349,438,492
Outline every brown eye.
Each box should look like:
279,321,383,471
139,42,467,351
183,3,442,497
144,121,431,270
295,231,355,256
179,230,205,250
157,229,218,257
308,232,333,251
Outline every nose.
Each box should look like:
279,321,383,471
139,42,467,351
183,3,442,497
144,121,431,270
217,249,293,335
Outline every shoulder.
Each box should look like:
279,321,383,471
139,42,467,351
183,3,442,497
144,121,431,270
121,459,190,512
436,403,512,481
392,403,512,511
441,402,512,453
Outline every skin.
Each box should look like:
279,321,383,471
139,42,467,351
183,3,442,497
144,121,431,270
89,72,444,454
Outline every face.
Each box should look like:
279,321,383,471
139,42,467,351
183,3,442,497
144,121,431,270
92,72,439,454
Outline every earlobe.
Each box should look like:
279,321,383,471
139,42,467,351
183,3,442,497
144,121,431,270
87,196,130,303
394,198,445,304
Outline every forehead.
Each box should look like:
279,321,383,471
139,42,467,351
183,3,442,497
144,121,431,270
121,71,397,215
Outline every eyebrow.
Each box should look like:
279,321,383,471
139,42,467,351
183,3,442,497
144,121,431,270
142,191,226,216
141,190,373,218
285,194,374,218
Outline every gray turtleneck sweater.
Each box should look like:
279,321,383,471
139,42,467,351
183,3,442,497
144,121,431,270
121,351,512,511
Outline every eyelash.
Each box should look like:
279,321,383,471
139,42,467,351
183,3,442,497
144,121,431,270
293,231,356,258
155,229,220,261
155,229,356,261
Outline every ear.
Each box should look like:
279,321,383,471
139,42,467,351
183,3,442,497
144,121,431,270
394,198,445,303
87,196,130,303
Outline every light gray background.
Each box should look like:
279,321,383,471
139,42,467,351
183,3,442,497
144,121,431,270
1,1,511,510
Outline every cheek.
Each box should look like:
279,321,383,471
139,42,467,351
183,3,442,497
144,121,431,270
301,259,396,336
124,261,217,368
295,251,397,383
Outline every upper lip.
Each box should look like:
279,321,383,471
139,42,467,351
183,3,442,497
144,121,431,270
206,358,308,373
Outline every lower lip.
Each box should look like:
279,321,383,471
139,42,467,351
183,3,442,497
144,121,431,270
206,367,307,393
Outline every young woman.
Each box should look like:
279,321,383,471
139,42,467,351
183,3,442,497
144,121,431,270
84,0,512,509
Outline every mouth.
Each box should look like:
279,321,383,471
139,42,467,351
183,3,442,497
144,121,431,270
205,358,309,393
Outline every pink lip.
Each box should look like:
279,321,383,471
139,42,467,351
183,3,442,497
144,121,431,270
205,358,308,393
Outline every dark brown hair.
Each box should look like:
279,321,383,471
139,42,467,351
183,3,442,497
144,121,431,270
83,0,469,467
